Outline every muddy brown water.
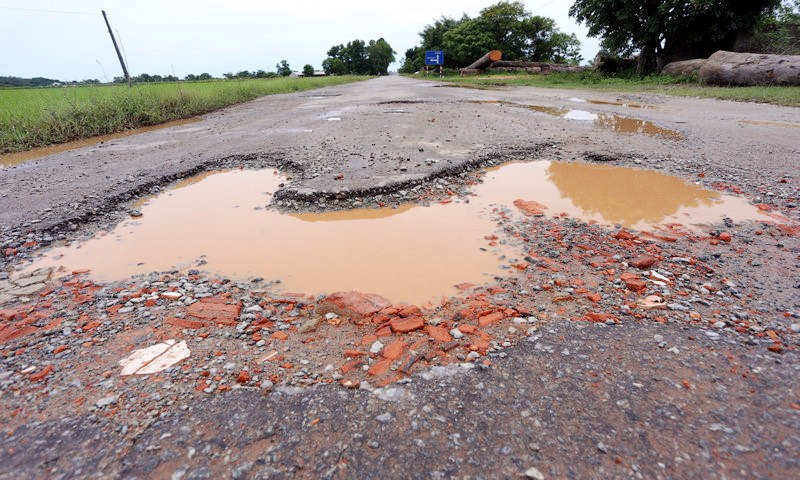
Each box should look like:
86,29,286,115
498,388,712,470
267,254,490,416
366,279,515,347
29,161,767,304
473,100,681,139
0,118,201,168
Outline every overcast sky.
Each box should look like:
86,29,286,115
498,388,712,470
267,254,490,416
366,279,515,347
0,0,600,81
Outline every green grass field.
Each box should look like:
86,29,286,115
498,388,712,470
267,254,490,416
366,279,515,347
0,76,368,154
436,72,800,107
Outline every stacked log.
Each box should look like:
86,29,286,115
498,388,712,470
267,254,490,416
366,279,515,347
698,50,800,86
661,59,707,76
489,61,586,74
460,51,502,75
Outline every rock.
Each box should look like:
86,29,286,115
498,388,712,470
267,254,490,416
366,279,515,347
316,291,392,320
95,395,119,408
699,50,800,86
524,467,545,480
297,317,322,334
661,58,707,76
119,339,191,376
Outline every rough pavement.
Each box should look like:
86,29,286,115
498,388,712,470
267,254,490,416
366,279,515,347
1,76,798,479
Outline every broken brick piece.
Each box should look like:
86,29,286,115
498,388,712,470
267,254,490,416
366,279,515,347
424,325,453,343
166,317,205,330
389,316,425,333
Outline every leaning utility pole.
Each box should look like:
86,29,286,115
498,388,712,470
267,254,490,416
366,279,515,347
102,10,131,87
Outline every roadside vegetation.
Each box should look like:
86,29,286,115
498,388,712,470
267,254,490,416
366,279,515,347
435,72,800,107
0,76,367,154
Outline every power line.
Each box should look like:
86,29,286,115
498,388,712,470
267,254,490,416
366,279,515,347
530,0,561,13
0,6,96,15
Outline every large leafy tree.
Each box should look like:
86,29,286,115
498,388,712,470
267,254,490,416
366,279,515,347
569,0,783,73
322,38,396,75
400,2,582,71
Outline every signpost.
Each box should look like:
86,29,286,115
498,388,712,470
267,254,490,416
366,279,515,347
424,50,444,77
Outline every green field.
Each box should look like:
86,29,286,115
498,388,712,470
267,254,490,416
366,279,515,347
0,76,368,154
435,72,800,107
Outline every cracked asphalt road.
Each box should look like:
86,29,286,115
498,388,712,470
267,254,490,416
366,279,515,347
1,76,798,479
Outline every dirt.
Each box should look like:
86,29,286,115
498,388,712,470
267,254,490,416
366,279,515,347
0,75,798,479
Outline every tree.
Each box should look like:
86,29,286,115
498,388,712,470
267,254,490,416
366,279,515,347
443,2,582,65
741,0,800,55
367,38,396,75
322,38,396,75
569,0,783,73
400,2,582,70
198,73,213,80
276,60,292,76
302,64,316,77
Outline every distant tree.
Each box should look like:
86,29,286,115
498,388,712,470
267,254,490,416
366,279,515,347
322,57,347,75
236,70,253,78
442,1,581,66
198,73,213,80
367,38,396,75
400,15,468,72
302,64,316,77
276,60,292,76
185,74,198,81
323,38,395,75
222,72,234,79
741,0,800,55
569,0,782,73
254,69,269,78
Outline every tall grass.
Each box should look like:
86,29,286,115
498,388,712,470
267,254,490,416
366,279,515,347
436,72,800,107
0,76,368,154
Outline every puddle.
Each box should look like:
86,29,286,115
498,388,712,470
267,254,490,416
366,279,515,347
470,101,682,139
739,120,800,129
29,162,767,303
0,118,202,168
570,98,652,109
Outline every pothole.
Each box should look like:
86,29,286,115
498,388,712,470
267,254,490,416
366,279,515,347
569,97,653,109
0,118,202,168
28,161,768,304
471,100,682,139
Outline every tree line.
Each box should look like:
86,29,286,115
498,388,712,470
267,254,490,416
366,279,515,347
400,1,582,73
322,39,396,75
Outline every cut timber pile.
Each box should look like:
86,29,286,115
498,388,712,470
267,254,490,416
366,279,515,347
461,50,503,75
460,51,586,75
490,61,586,74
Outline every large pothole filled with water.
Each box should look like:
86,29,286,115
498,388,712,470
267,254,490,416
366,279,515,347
29,161,768,303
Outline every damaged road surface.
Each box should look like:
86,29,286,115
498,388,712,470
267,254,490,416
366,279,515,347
1,76,799,479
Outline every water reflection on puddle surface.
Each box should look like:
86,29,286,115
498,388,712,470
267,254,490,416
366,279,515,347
472,101,681,139
32,162,766,303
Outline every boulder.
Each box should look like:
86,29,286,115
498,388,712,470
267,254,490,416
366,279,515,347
699,50,800,86
661,59,707,76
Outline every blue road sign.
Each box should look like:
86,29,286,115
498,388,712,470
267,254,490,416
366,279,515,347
425,50,444,66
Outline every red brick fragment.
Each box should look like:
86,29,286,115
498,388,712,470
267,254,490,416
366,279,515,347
0,325,38,344
624,278,647,292
166,317,205,329
718,232,732,242
630,255,658,269
478,311,504,327
585,312,618,323
382,341,406,360
316,291,392,320
30,365,53,382
236,370,251,384
368,358,393,376
343,349,367,358
53,345,69,355
513,199,548,216
389,316,425,333
424,325,453,343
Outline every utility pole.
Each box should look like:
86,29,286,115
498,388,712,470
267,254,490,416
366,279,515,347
102,10,131,87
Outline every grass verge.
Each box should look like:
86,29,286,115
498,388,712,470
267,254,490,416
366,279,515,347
433,72,800,107
0,76,368,154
